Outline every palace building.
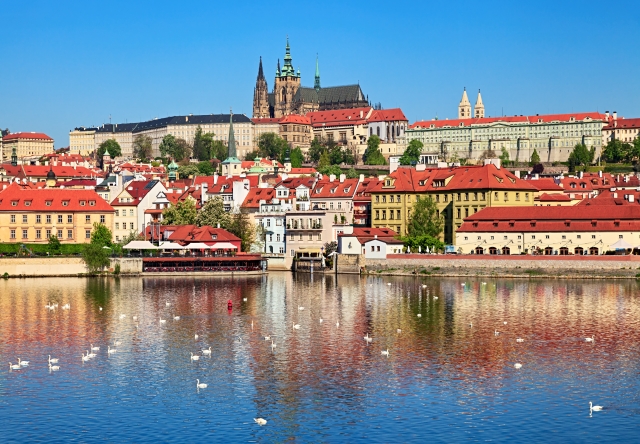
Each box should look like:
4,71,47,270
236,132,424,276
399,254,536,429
252,38,370,119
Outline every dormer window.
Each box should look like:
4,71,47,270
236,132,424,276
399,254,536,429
62,201,69,206
24,201,31,207
80,201,86,206
11,201,18,206
45,201,52,206
89,201,96,206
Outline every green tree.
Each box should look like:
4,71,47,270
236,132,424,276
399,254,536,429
196,161,214,176
346,167,358,179
159,134,192,162
132,134,153,161
206,137,227,160
47,235,61,255
257,133,288,159
318,165,342,177
290,147,304,168
161,199,198,225
81,242,110,274
342,147,355,165
399,140,423,165
530,149,541,166
192,126,208,161
308,138,324,163
178,164,199,178
499,147,510,166
329,145,345,165
97,139,122,158
244,150,260,161
228,210,256,252
568,143,592,169
407,195,443,238
90,222,113,248
318,151,331,170
363,135,386,165
399,234,445,253
195,197,232,228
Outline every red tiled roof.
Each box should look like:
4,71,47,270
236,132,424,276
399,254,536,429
343,227,397,238
410,112,606,130
110,180,159,206
22,165,98,178
241,187,276,208
0,182,114,212
288,167,317,175
193,175,259,194
277,177,316,190
354,177,381,202
2,132,53,141
307,107,371,128
143,225,241,246
524,178,564,191
603,117,640,130
312,178,359,199
535,193,572,202
251,118,282,124
368,108,408,122
280,114,311,125
240,158,283,169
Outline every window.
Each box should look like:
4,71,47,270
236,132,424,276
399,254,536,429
382,210,386,220
390,195,394,203
457,208,461,219
290,234,295,241
390,211,394,220
67,215,72,223
115,210,119,217
371,246,375,252
375,210,379,220
518,235,521,239
464,236,468,240
46,229,51,238
89,201,96,206
545,235,550,239
490,236,494,240
67,230,73,239
531,235,536,239
57,230,63,239
465,208,469,218
36,229,41,239
58,215,63,224
10,229,16,239
577,235,581,239
397,210,401,219
619,235,623,239
86,230,91,239
375,196,379,203
85,215,90,223
130,222,134,230
36,215,41,224
397,195,401,203
46,215,52,224
525,193,529,202
22,215,28,223
317,233,321,240
592,235,596,239
504,236,508,240
115,223,120,230
299,234,303,241
516,193,520,201
465,193,469,201
291,249,295,257
10,215,15,223
309,234,313,240
269,234,273,242
22,229,28,239
382,196,386,203
504,192,508,201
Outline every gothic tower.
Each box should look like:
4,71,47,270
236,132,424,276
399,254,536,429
273,37,301,118
252,57,270,118
474,89,485,118
458,87,471,119
314,55,321,92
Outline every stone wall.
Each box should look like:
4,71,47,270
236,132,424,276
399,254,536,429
109,258,142,274
0,257,87,276
336,254,364,274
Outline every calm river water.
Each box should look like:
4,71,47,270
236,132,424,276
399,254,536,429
1,274,640,442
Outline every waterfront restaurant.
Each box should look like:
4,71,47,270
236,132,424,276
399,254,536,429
455,205,640,255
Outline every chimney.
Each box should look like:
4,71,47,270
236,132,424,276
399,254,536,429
514,170,521,178
217,223,220,228
374,234,378,239
613,192,618,198
339,174,346,183
605,111,610,120
599,170,603,178
214,172,218,185
613,111,618,121
360,110,363,119
329,174,336,182
630,195,635,203
359,174,364,182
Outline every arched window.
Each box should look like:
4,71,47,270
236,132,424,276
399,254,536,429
489,246,498,255
475,246,484,255
559,247,569,255
574,247,584,255
544,246,553,255
376,127,380,137
281,87,286,103
589,247,599,255
502,246,510,255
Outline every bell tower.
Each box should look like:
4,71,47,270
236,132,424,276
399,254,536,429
474,89,485,118
458,87,471,119
273,37,300,118
252,57,270,118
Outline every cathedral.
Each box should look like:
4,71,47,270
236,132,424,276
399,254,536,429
252,39,370,119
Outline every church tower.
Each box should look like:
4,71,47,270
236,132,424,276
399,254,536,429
253,57,270,118
458,87,471,119
474,89,485,118
273,37,301,118
314,55,321,92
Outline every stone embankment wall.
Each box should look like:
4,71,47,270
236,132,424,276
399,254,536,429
361,254,640,279
0,257,143,277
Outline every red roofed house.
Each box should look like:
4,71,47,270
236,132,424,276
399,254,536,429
279,114,312,150
0,182,114,244
143,225,241,251
366,108,409,158
338,227,403,258
1,132,54,161
602,111,640,145
111,179,167,242
456,205,640,255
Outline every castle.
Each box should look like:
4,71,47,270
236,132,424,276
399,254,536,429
253,38,370,119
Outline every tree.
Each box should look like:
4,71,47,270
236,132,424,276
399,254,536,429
197,161,214,176
192,126,208,161
399,140,423,165
47,235,61,255
532,163,545,174
346,167,358,179
90,222,113,247
82,242,110,274
175,138,193,163
318,151,331,170
178,164,199,178
290,147,304,168
480,149,497,160
400,234,445,253
530,149,541,166
161,199,198,225
207,138,227,160
329,145,345,165
407,195,443,238
159,135,192,161
309,138,324,163
318,165,342,177
363,135,386,165
257,133,288,159
499,147,510,166
132,134,153,161
568,143,592,169
97,139,122,159
195,197,231,228
244,150,260,161
228,210,255,252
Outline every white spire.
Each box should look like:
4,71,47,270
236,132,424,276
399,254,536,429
458,87,471,119
474,89,485,118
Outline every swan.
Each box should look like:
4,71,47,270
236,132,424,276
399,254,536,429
91,344,100,351
119,314,126,320
271,340,276,349
516,338,524,343
494,330,500,336
18,358,29,366
381,349,389,356
417,314,422,318
434,296,439,300
82,353,91,361
336,321,340,327
87,350,96,358
264,335,271,341
298,306,304,311
364,333,373,343
202,347,212,356
48,355,59,364
190,352,200,361
62,303,70,310
589,402,603,411
319,318,323,323
254,418,267,426
49,363,60,371
173,315,180,321
514,363,522,369
194,333,199,340
251,321,254,330
503,321,507,325
132,316,138,321
159,319,166,324
292,322,300,330
9,363,20,370
585,336,595,342
196,379,207,389
387,283,392,286
243,298,247,302
481,282,486,285
422,284,427,288
99,307,103,311
469,322,473,328
397,329,402,333
166,301,171,307
107,346,116,354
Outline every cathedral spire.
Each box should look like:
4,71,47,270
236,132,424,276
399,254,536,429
314,54,321,92
281,36,297,77
276,59,281,77
257,56,265,81
474,89,485,118
458,87,471,119
227,110,236,159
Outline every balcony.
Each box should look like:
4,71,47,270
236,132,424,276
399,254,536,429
286,222,323,230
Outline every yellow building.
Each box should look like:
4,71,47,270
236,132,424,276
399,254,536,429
0,183,114,244
69,127,96,156
2,132,54,161
370,163,537,244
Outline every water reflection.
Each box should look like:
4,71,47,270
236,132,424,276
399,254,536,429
1,275,639,442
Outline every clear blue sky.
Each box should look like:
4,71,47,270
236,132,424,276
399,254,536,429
1,0,639,147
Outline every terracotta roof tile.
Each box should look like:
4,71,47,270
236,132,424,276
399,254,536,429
0,182,113,212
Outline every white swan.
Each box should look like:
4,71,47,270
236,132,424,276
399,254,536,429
194,333,199,340
292,322,300,330
433,296,439,300
336,321,340,327
114,340,121,346
264,335,271,341
585,336,595,342
469,322,473,328
417,314,422,318
387,283,392,286
87,350,96,358
503,321,508,325
82,353,91,361
99,307,102,311
494,330,500,336
381,349,389,356
190,352,200,361
397,329,402,333
202,347,212,356
364,333,373,343
271,340,276,349
254,418,267,426
9,363,20,370
196,379,207,389
514,363,522,369
119,314,126,320
516,338,524,343
422,284,427,288
91,344,100,351
243,298,247,302
589,402,603,411
132,316,138,321
298,306,304,311
48,355,59,364
173,315,180,321
62,303,70,310
49,363,60,371
107,346,116,354
18,358,29,366
159,319,166,324
166,301,171,307
319,318,323,323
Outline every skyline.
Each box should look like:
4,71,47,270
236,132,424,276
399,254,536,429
1,0,639,147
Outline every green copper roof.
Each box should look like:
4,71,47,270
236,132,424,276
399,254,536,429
280,37,298,78
221,156,241,165
168,160,179,170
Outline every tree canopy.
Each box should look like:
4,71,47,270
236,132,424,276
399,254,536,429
177,164,199,179
400,234,445,253
161,199,197,225
601,139,640,163
318,164,342,177
97,139,122,158
195,197,231,228
159,134,192,162
407,195,443,238
399,140,423,165
530,149,541,166
132,134,153,161
90,222,113,247
257,133,288,159
290,147,304,168
568,143,593,168
227,210,256,252
363,135,386,165
81,223,113,274
196,161,215,176
499,147,510,166
346,167,358,179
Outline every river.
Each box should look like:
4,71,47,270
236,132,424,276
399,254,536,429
1,274,639,442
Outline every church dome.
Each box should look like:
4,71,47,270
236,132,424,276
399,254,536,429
47,168,56,180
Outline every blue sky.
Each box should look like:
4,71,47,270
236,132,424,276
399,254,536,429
1,0,639,147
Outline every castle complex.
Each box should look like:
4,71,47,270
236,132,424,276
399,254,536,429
253,39,369,119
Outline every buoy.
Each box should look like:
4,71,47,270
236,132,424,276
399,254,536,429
227,299,233,310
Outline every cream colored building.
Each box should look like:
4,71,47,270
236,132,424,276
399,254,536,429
252,118,281,147
601,112,640,146
69,127,97,156
110,179,166,242
2,132,54,160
